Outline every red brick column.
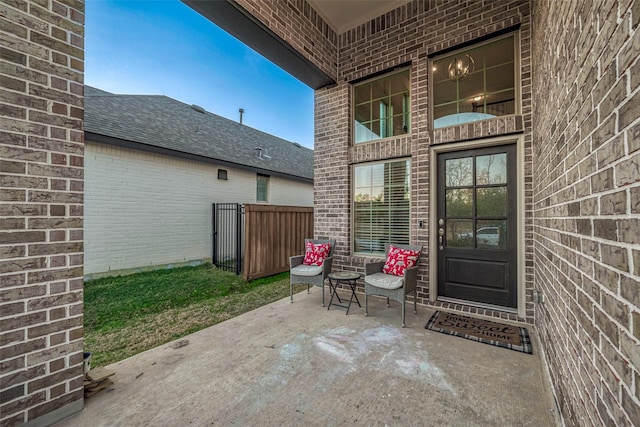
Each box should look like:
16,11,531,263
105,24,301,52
1,0,85,425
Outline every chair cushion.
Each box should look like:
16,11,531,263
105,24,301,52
291,264,323,277
382,245,421,277
365,272,404,290
303,241,331,266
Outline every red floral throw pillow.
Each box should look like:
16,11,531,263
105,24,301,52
303,241,331,266
382,245,421,277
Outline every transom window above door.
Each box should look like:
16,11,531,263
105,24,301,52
432,34,517,129
353,69,410,144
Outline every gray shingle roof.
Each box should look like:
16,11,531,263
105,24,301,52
84,86,313,181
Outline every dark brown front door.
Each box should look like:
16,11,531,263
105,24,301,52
437,144,517,308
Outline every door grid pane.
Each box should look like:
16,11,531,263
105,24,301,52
444,153,509,250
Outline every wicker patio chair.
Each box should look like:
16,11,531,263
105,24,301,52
364,243,422,327
290,238,336,306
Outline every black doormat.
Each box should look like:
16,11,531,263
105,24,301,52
425,311,533,354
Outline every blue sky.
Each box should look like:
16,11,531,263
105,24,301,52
85,0,315,148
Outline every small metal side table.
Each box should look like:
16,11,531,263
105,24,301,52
327,271,361,315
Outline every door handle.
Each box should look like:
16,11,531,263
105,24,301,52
438,227,444,250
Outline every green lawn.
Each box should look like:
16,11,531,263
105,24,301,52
84,264,302,367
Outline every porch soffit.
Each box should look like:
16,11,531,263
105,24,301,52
308,0,411,34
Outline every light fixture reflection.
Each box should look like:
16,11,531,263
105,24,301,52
447,54,475,81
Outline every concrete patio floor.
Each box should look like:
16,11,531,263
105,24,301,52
57,289,562,426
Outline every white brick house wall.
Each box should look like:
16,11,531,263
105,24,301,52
84,141,312,276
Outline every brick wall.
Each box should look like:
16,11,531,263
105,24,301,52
531,0,640,425
313,83,351,255
84,141,313,277
1,0,85,426
313,0,534,319
239,1,533,319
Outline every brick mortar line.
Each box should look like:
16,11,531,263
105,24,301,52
533,228,637,274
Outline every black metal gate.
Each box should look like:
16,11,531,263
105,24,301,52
212,203,244,275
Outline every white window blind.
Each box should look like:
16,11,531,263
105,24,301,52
353,159,410,254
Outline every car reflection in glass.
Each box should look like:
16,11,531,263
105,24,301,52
456,227,500,248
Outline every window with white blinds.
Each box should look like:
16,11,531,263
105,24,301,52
353,159,410,255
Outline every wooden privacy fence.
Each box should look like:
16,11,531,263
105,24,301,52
243,204,314,281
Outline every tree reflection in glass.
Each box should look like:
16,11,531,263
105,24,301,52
476,153,506,185
446,157,473,187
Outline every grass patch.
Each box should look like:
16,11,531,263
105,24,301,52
84,264,304,367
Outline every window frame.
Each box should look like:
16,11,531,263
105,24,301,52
430,31,521,130
256,174,269,203
351,158,412,256
352,67,412,145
